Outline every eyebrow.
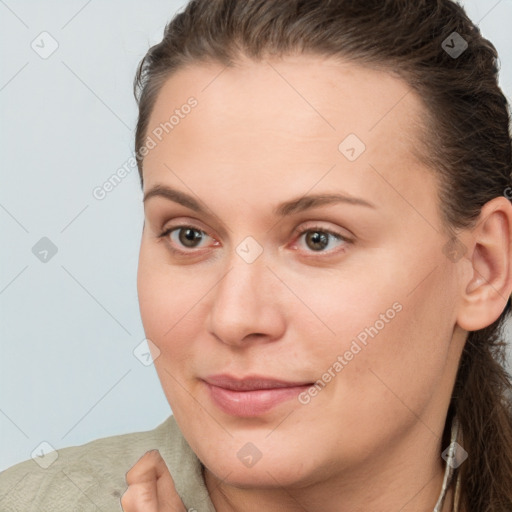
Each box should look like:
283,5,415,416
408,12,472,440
143,184,376,217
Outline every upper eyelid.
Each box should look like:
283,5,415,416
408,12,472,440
162,222,345,238
294,224,347,238
162,223,214,240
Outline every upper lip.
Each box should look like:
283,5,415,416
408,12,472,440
203,374,313,391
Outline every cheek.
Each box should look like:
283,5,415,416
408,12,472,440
137,252,206,417
137,240,191,324
302,253,456,420
335,267,456,425
137,245,198,360
291,270,402,365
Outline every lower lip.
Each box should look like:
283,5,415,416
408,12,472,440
204,381,312,417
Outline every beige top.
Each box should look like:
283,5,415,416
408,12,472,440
0,415,216,512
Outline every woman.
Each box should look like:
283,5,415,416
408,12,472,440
2,1,511,511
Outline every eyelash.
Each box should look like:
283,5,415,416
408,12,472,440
158,224,351,257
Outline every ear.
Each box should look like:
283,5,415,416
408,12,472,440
456,196,512,332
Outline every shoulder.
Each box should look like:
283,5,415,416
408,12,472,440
0,415,211,512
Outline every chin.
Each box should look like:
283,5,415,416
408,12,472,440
206,461,313,489
197,441,321,489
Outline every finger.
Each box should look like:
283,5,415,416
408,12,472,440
124,450,186,512
122,450,164,512
120,482,158,512
151,450,187,512
125,450,163,486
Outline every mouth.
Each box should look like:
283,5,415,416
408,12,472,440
201,374,314,416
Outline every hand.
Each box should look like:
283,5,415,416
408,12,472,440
121,449,187,512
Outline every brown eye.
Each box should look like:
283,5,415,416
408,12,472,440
294,225,349,255
177,227,204,248
304,231,330,251
159,225,212,251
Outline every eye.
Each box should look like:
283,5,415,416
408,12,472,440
158,223,351,257
158,225,216,252
293,225,350,254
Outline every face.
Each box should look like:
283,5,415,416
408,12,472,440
137,54,465,489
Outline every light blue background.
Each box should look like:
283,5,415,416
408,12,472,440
1,0,511,471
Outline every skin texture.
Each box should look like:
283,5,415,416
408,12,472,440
126,54,512,512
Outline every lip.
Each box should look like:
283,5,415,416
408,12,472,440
202,374,313,417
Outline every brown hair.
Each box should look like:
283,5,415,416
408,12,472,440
133,1,512,510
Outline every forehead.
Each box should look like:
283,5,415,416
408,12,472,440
142,55,434,216
151,55,422,135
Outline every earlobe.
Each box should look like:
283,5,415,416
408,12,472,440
456,196,512,332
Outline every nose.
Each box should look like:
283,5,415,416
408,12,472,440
206,250,286,347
